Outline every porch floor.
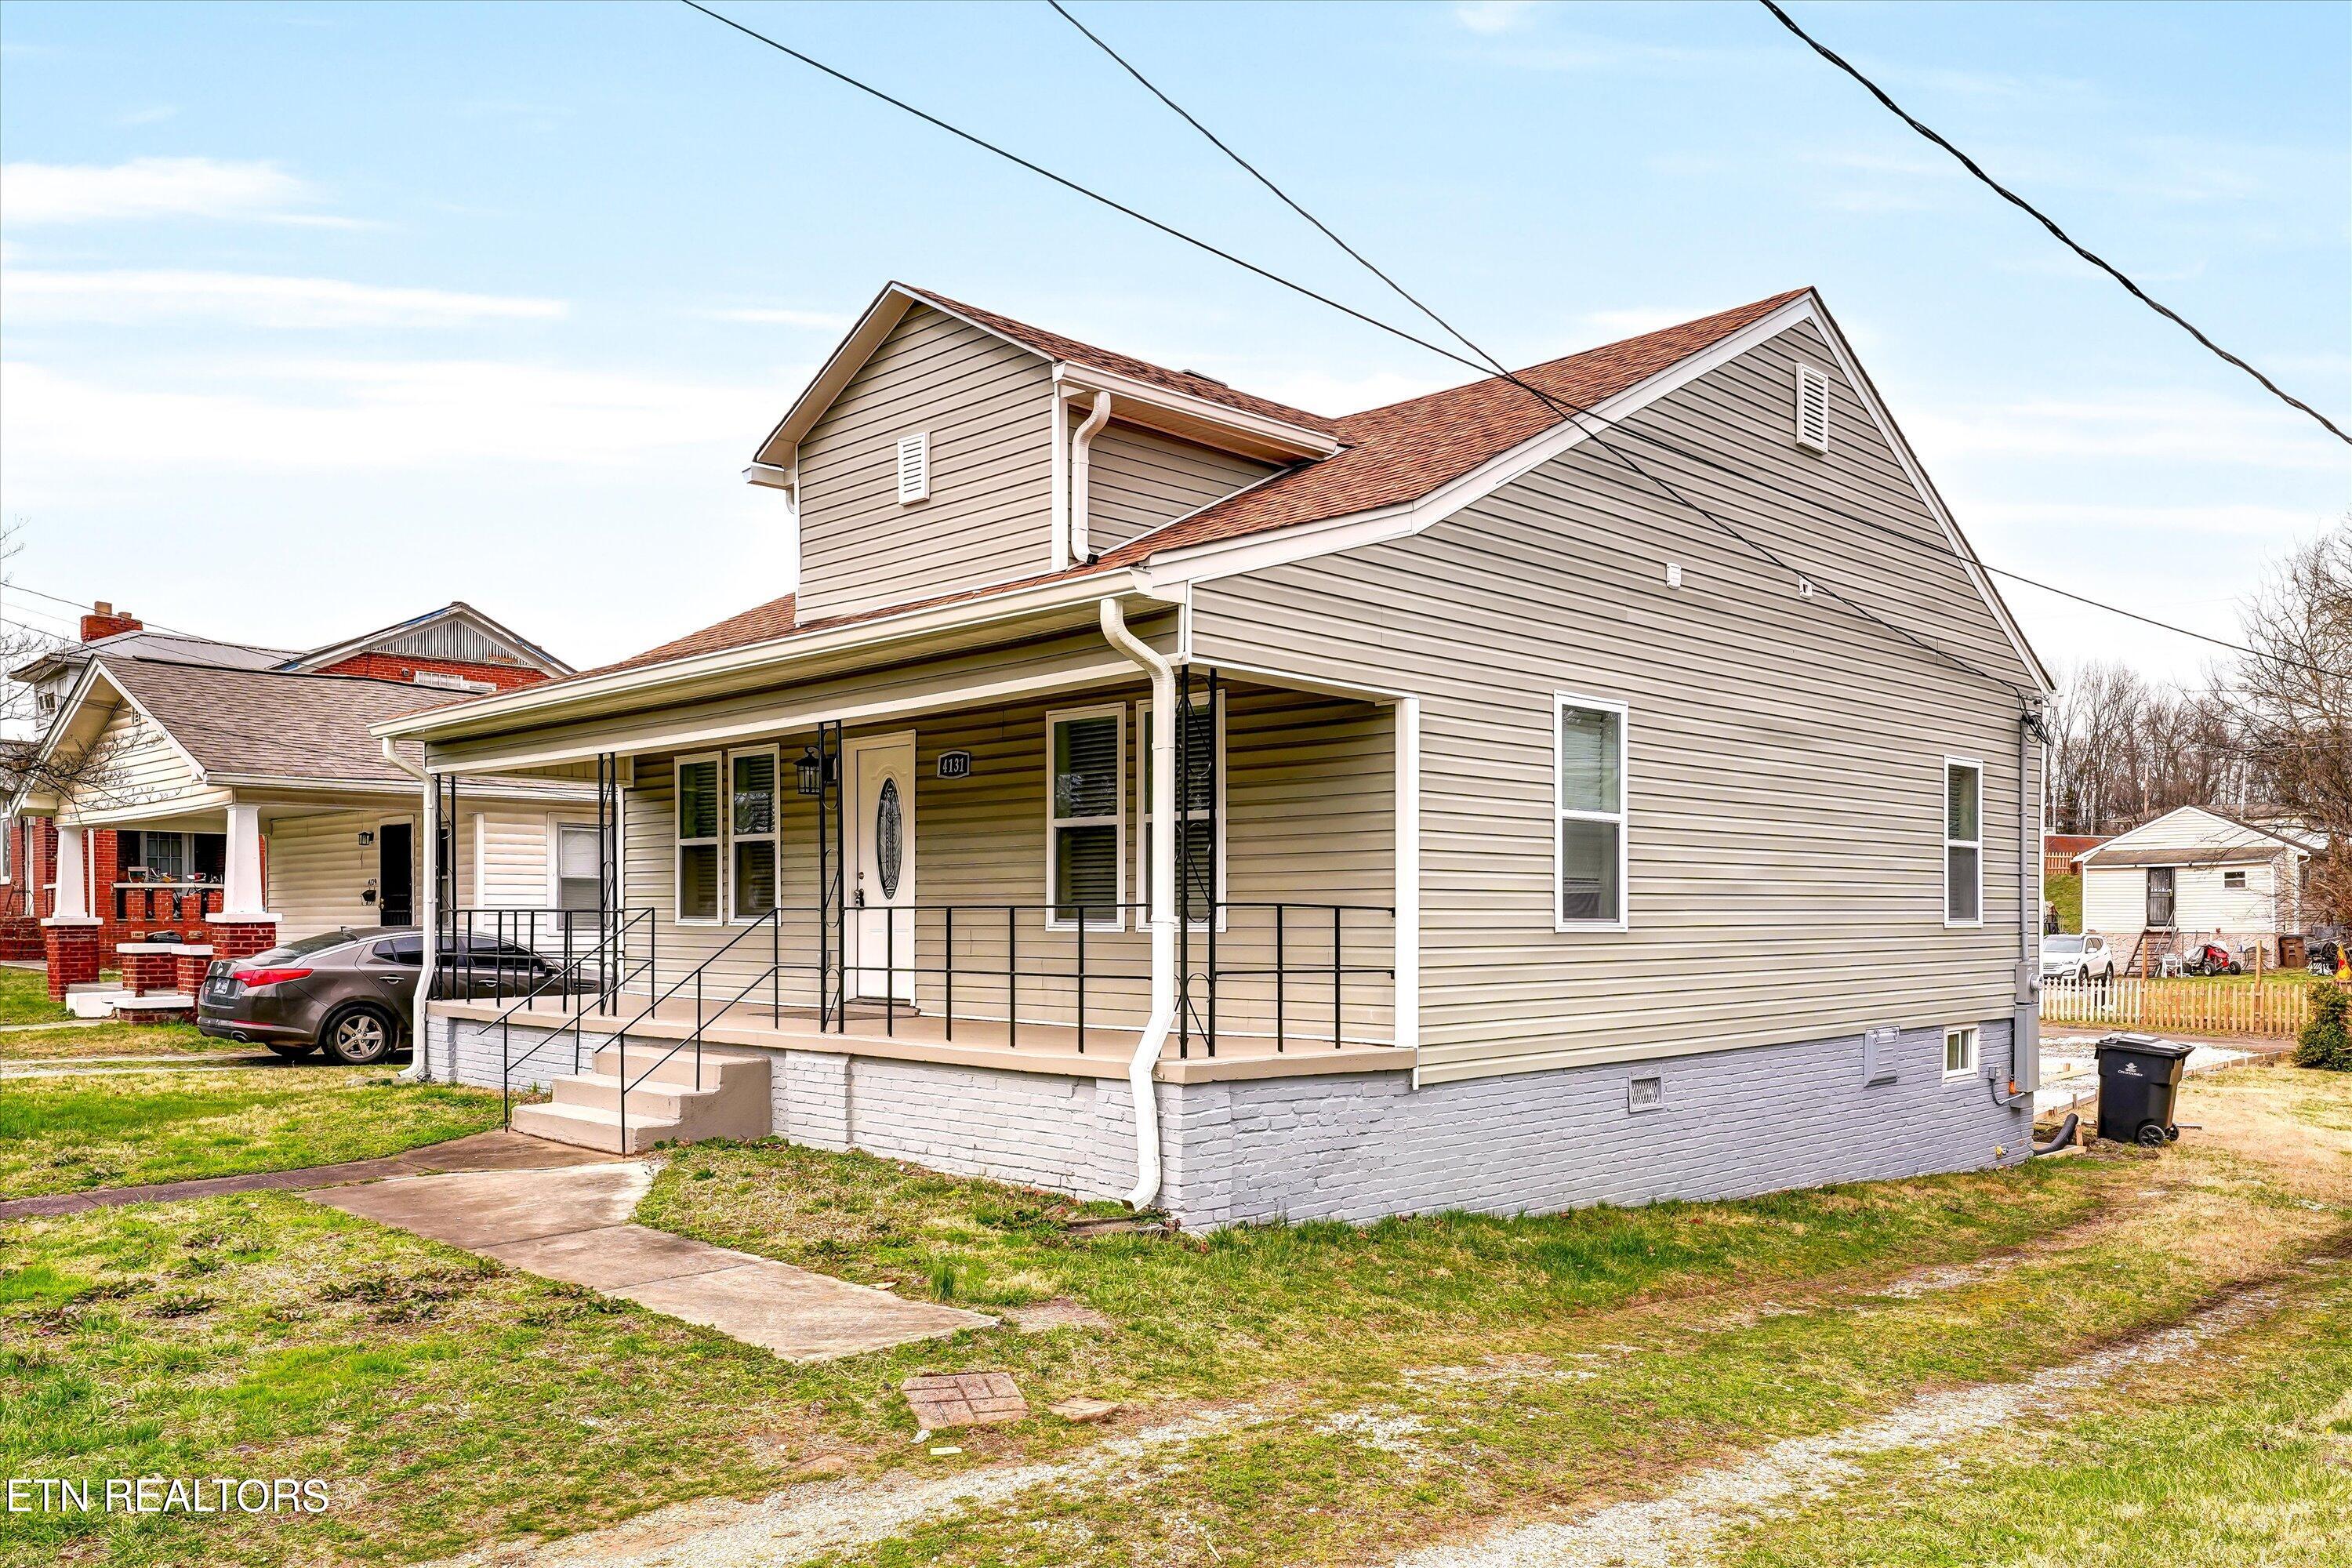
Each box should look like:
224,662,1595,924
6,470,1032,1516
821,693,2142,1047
430,993,1409,1084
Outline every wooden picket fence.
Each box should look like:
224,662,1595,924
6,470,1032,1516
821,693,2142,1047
2041,975,2319,1038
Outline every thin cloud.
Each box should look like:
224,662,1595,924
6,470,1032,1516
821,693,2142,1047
1452,1,1541,34
0,155,359,227
1910,393,2347,473
697,306,852,329
120,105,179,127
0,358,786,474
3,270,568,329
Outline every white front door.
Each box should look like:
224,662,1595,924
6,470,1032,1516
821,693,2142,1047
847,734,916,1002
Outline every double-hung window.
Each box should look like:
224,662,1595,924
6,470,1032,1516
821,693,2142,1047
1944,758,1983,926
1135,694,1225,927
557,822,602,914
1555,696,1628,929
1047,706,1124,929
675,754,722,923
730,747,779,921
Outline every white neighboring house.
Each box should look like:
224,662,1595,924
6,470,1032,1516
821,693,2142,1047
2074,804,2318,971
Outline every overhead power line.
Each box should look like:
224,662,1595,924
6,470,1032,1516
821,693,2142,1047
1758,0,2351,448
679,1,2348,687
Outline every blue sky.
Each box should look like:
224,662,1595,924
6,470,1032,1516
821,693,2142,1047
2,0,2345,677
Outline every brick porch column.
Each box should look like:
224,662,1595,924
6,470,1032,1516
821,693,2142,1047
205,801,280,963
42,824,103,1000
118,943,178,996
173,945,216,994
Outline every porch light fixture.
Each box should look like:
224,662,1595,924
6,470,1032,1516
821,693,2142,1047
796,745,829,797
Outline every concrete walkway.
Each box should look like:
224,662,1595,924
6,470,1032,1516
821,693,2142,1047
307,1160,993,1361
0,1129,620,1220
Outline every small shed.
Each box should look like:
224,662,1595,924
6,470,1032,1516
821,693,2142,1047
2074,806,2315,968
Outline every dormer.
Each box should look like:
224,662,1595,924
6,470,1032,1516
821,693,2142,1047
750,283,1341,623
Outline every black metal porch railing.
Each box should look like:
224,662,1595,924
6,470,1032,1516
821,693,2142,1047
434,906,657,1007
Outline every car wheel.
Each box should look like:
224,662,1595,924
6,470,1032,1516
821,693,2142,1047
321,1005,397,1066
2076,967,2090,983
265,1043,318,1061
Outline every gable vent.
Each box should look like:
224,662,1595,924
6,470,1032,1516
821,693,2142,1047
1794,365,1831,454
895,432,931,504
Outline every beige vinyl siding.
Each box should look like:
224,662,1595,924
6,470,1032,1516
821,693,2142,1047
78,701,201,815
795,304,1056,621
1189,320,2042,1085
265,809,401,942
266,806,592,943
619,681,1395,1043
1082,422,1277,553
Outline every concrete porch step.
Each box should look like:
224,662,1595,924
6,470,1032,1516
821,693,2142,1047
587,1043,771,1092
553,1072,706,1121
510,1101,681,1156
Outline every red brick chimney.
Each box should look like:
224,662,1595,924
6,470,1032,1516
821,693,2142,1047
80,601,143,643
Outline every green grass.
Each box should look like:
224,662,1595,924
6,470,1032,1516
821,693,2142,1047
0,1068,503,1198
5,1069,2349,1566
1719,1266,2352,1568
0,962,74,1025
2045,870,2082,935
1,1018,250,1061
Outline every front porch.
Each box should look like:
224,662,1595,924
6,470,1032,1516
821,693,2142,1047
417,659,1415,1171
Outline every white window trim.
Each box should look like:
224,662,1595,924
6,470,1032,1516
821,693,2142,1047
1555,692,1631,933
1134,692,1228,932
726,743,782,925
550,815,602,912
674,751,723,925
1046,703,1126,931
1944,755,1985,929
1943,1024,1980,1082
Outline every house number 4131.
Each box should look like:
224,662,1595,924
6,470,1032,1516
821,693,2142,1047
936,750,974,780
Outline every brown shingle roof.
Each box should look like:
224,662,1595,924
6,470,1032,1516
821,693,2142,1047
594,289,1809,681
103,657,462,782
907,285,1342,437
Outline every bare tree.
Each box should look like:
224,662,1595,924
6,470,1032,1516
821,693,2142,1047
0,520,125,807
2237,518,2352,922
2046,659,2265,836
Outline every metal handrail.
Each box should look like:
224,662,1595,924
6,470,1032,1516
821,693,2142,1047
481,909,655,1127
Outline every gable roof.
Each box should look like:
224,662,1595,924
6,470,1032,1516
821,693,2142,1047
283,601,572,677
405,283,2047,733
9,627,291,685
96,657,462,784
2075,804,2319,865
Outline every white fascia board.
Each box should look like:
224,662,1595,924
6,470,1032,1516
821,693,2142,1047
1131,299,1827,590
67,786,238,829
1051,362,1341,462
744,461,796,492
426,655,1142,776
1135,292,2052,698
30,659,214,819
751,283,924,466
376,571,1149,745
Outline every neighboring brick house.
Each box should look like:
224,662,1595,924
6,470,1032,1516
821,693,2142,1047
5,601,577,994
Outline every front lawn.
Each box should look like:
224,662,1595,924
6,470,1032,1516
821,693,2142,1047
0,1068,503,1198
1,1018,252,1062
5,1067,2347,1567
0,962,74,1025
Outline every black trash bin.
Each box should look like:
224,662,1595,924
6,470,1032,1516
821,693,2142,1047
2093,1033,2195,1148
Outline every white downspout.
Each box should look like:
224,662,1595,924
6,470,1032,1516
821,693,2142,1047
1069,390,1113,564
1100,596,1174,1210
408,764,441,1083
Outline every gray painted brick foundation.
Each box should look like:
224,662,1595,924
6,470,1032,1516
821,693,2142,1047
429,1011,2031,1228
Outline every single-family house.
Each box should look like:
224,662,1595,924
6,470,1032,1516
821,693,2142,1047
2074,804,2318,971
379,281,2053,1227
9,601,594,1015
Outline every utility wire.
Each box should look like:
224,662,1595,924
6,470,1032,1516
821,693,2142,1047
685,0,2023,699
1049,1,2352,687
679,1,2345,688
1758,0,2351,448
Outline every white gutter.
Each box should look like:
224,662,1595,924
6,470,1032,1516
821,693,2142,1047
1098,596,1175,1211
1069,390,1112,564
380,736,424,780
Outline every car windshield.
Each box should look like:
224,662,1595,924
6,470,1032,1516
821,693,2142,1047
2043,935,2086,955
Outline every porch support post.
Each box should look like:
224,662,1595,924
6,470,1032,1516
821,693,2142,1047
216,803,270,920
1394,696,1420,1062
411,768,442,1080
48,824,93,924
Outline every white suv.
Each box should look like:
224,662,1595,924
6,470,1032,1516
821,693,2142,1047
2042,933,2117,983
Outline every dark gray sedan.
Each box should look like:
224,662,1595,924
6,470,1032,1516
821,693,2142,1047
199,927,591,1064
198,927,426,1064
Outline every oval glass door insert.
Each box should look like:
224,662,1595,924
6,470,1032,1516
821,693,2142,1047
876,778,904,899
